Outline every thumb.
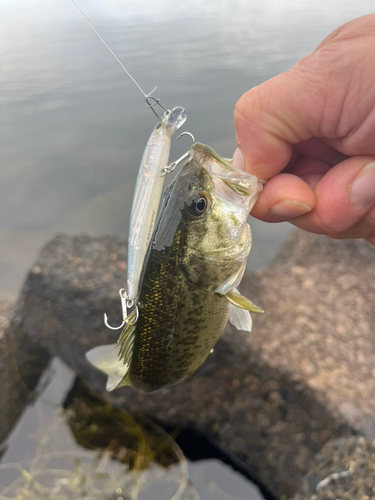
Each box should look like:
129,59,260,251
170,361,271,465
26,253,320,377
233,60,332,179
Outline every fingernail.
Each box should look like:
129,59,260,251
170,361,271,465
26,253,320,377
233,148,245,170
350,161,375,208
270,200,312,220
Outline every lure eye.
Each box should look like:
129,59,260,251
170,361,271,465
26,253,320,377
188,193,210,217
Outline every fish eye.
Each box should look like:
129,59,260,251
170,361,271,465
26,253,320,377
196,198,206,212
188,193,210,217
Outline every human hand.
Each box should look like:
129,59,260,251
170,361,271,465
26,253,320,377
233,14,375,245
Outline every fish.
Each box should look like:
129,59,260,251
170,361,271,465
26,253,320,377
126,106,187,302
87,142,264,393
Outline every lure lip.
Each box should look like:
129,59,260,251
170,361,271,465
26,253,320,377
162,106,187,137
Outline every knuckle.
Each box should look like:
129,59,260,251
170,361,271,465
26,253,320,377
234,85,263,123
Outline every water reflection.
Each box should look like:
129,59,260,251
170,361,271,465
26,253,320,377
0,359,264,500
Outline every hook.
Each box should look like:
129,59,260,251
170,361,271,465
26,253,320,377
160,151,190,177
176,131,195,143
104,288,138,330
145,87,170,120
160,131,195,177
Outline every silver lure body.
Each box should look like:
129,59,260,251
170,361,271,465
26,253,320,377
126,107,187,301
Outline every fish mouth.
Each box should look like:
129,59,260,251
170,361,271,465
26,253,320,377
188,143,262,213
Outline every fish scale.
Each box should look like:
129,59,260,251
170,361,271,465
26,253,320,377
129,227,229,393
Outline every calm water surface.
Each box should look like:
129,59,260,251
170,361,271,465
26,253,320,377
1,0,373,299
0,1,374,498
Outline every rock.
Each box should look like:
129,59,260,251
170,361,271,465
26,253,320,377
255,232,375,434
8,235,129,391
3,230,375,499
292,436,375,500
0,300,12,339
0,300,50,449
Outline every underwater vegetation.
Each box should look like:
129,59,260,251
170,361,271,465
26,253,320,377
0,380,199,500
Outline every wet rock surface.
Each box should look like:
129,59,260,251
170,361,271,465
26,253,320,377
0,299,13,447
0,299,50,449
3,230,375,499
0,300,12,334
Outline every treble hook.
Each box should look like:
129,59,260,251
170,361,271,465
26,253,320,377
104,288,137,330
160,132,196,177
145,87,170,120
176,131,195,143
104,289,139,330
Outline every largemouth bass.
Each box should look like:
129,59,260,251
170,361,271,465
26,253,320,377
87,143,263,392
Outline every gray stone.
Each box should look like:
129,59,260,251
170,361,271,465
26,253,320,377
3,230,375,499
292,436,375,500
0,300,50,450
0,300,12,339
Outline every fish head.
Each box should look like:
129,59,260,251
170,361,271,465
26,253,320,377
153,143,262,293
186,142,261,215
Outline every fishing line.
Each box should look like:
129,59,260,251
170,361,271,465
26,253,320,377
69,0,169,118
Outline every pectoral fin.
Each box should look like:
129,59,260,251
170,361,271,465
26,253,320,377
224,288,264,313
86,343,129,391
224,288,263,332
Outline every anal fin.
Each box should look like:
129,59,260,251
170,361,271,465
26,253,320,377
86,343,129,391
86,308,137,392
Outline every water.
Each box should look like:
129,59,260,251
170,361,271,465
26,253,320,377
0,359,265,499
1,0,373,299
1,0,374,497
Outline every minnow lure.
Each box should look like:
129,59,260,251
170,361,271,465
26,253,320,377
104,109,189,331
126,107,187,303
70,0,189,326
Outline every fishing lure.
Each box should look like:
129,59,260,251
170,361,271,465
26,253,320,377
104,108,189,331
70,0,190,326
